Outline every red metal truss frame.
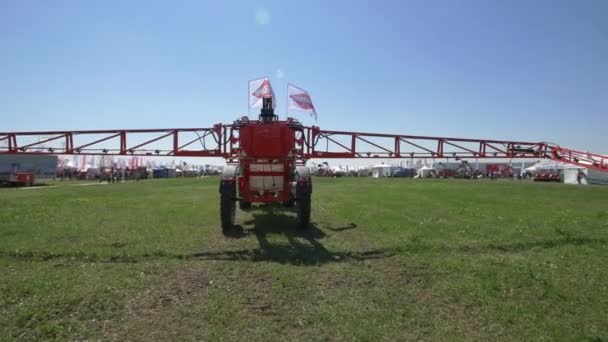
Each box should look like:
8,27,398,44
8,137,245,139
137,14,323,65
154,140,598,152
1,124,607,172
304,128,607,171
546,147,608,171
305,127,545,159
0,126,225,157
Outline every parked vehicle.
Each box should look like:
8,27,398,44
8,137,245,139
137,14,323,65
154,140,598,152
0,172,35,186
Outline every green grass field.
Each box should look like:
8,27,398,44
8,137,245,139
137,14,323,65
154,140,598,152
1,177,608,341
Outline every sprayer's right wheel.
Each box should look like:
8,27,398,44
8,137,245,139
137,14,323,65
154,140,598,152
239,201,251,210
296,193,311,230
295,166,312,230
283,199,295,208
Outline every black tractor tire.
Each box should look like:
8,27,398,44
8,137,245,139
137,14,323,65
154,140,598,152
220,182,236,234
283,199,295,208
239,201,251,210
294,166,312,230
296,192,311,230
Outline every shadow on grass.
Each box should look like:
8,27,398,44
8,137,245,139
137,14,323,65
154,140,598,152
195,211,390,265
4,216,605,264
0,211,390,265
325,223,358,232
449,236,608,254
397,235,608,255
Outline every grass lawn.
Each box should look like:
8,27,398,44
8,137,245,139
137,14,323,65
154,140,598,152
1,177,607,340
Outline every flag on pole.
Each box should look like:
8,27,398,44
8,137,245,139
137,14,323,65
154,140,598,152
249,77,276,111
287,83,317,120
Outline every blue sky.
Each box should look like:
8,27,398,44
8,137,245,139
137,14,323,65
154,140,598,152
1,0,607,154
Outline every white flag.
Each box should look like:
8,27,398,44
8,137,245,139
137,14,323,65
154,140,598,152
287,83,317,120
249,77,276,110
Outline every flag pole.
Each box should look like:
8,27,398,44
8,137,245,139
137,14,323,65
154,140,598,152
285,82,288,118
247,77,254,117
286,82,297,118
249,76,271,117
247,77,250,117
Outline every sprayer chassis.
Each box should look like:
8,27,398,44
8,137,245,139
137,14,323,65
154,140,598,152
218,115,312,232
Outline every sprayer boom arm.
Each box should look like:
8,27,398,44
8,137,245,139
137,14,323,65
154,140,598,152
1,124,606,171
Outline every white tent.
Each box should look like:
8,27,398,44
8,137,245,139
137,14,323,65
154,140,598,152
417,165,436,178
560,165,608,185
372,164,393,178
563,168,587,185
524,161,564,173
524,164,537,173
525,161,605,185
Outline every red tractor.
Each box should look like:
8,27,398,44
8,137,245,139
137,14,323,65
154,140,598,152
219,97,312,234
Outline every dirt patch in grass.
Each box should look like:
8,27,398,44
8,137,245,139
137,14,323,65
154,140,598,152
104,261,213,340
238,270,279,315
103,242,493,340
105,260,302,340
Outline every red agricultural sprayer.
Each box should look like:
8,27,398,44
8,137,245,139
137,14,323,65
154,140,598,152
218,97,313,233
2,82,607,234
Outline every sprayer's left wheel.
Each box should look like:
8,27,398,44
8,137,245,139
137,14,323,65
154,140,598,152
220,184,235,234
220,166,237,235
